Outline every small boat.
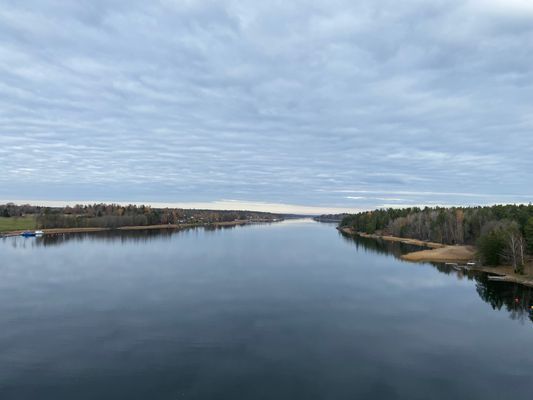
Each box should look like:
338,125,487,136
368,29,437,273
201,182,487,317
20,231,36,237
35,230,44,236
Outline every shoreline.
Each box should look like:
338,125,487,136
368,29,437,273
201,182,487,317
339,227,533,288
338,227,445,249
0,219,277,237
400,246,476,263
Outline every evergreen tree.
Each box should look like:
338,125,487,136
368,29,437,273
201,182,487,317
525,217,533,253
477,229,506,266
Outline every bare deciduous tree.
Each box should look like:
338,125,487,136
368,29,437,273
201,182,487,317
501,228,525,273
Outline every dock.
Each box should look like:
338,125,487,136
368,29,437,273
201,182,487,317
488,275,510,282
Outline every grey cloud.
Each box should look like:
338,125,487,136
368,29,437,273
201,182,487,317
0,0,532,211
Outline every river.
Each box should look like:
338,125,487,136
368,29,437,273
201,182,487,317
0,219,531,399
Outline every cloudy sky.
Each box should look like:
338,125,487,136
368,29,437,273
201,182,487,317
1,0,532,213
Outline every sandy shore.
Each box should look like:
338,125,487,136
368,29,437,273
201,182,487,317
339,227,445,249
340,227,475,263
40,227,110,234
339,227,533,288
400,245,476,263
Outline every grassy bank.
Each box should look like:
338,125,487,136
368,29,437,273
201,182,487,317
0,216,36,232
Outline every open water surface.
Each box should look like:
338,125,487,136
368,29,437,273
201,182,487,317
0,219,531,399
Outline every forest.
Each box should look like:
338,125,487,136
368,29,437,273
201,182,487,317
0,203,282,230
340,204,533,270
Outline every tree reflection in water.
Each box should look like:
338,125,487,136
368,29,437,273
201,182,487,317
340,231,533,324
475,275,533,323
5,227,532,324
11,223,252,248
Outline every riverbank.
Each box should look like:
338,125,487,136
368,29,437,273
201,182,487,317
339,227,533,288
339,227,445,249
339,226,473,262
465,264,533,287
0,219,277,237
400,245,476,263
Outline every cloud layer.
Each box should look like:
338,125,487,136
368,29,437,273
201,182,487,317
1,0,532,212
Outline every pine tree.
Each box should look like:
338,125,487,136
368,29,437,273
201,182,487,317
525,217,533,253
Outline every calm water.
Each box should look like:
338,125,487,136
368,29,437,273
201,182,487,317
0,219,532,399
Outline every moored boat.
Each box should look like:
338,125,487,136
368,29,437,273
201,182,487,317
20,231,37,237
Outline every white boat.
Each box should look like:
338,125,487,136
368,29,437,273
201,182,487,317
35,230,44,236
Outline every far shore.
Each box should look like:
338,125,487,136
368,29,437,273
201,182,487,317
339,227,533,288
0,219,276,237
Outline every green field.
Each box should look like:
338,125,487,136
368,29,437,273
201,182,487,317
0,216,37,232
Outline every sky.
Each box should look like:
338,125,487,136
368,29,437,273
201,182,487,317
1,0,532,214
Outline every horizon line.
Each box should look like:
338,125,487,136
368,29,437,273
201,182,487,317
2,198,532,216
0,199,363,216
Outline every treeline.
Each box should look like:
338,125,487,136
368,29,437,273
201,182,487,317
0,203,282,229
313,213,350,223
1,203,44,217
340,204,533,271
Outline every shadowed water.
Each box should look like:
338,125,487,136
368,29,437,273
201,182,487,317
0,219,531,399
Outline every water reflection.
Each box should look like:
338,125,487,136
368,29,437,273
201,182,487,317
2,229,177,248
338,230,426,258
1,220,532,399
475,275,533,323
2,222,266,249
341,231,533,324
